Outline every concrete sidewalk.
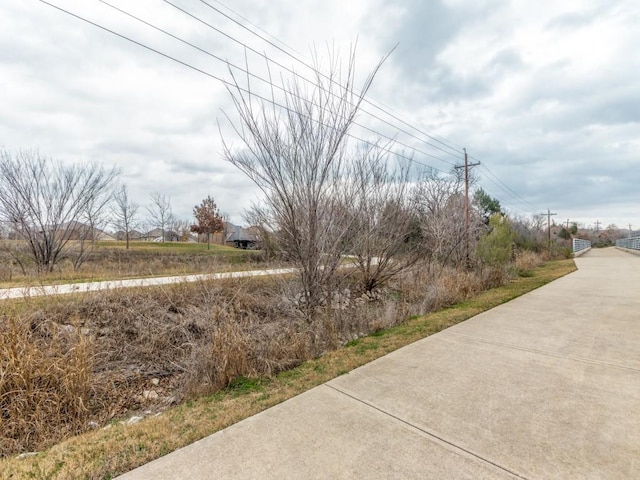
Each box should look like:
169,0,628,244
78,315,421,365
0,267,297,300
118,248,640,479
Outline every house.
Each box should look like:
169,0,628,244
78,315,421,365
53,221,116,241
225,224,261,249
114,229,144,241
144,228,180,242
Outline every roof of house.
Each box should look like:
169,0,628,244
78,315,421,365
225,224,259,242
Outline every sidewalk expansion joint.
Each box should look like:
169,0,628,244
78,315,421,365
325,384,530,480
444,332,640,373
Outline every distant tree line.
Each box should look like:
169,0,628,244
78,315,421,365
0,149,227,273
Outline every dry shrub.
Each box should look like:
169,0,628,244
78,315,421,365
393,262,488,314
185,318,310,396
0,316,93,456
426,268,481,309
1,257,517,457
196,321,255,391
479,267,508,289
514,250,543,273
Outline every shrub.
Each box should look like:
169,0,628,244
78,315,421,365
0,317,93,456
0,259,514,457
476,215,515,268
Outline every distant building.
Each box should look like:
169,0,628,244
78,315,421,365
144,228,180,242
225,223,261,249
49,221,116,241
114,229,144,241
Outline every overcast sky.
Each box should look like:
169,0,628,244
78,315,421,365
1,0,638,231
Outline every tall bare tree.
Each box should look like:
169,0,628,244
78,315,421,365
346,144,422,294
171,217,191,243
112,184,140,249
146,192,172,242
0,149,118,272
222,48,387,318
413,170,471,267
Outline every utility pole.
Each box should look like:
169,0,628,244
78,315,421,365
594,220,601,232
455,148,480,264
538,209,557,249
566,218,570,229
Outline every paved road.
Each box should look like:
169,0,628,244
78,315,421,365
119,248,640,479
0,267,297,300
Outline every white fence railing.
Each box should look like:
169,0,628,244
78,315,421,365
572,238,591,255
616,236,640,251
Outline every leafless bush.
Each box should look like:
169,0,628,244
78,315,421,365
222,47,389,320
393,260,489,314
513,250,543,272
0,259,514,457
346,143,423,293
0,149,118,273
413,171,467,266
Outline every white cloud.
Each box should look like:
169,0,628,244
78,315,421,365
0,0,638,229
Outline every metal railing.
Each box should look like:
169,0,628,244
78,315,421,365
572,238,591,255
616,236,640,250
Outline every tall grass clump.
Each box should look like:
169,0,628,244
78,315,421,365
0,316,93,456
513,250,544,276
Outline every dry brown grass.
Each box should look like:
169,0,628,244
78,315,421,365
0,241,265,287
0,258,577,479
0,275,357,457
1,262,475,458
513,250,544,273
0,316,94,456
0,257,573,466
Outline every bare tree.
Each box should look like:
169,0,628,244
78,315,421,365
169,216,190,242
244,205,278,258
220,212,231,246
346,144,422,294
222,48,387,319
413,170,474,267
71,186,113,271
112,184,140,249
0,149,118,272
146,192,172,242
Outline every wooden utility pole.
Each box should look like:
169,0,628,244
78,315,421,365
455,148,480,263
539,209,557,249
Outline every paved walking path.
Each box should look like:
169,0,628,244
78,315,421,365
118,248,640,479
0,267,297,300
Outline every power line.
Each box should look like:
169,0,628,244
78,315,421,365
47,0,457,172
175,0,464,160
206,0,300,56
40,0,538,216
93,0,453,168
476,159,539,210
191,0,548,213
477,165,540,213
163,0,461,163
